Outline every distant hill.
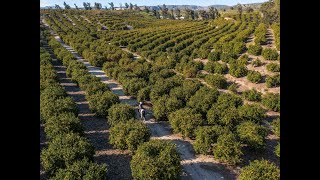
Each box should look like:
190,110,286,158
230,2,264,9
40,2,264,11
144,5,230,11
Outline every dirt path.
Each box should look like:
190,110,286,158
62,14,76,26
80,15,92,24
45,23,235,179
41,40,133,180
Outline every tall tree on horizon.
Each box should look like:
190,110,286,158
94,2,102,10
260,0,280,24
129,3,133,10
125,3,129,9
55,4,61,9
237,3,243,16
63,1,71,9
175,8,181,18
198,10,208,20
109,2,115,10
208,7,220,19
134,4,140,11
74,3,78,10
144,6,149,13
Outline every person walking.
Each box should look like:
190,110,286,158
138,102,143,113
140,108,146,121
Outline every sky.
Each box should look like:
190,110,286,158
40,0,268,7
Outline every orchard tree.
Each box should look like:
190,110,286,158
213,133,243,165
242,88,262,102
205,74,227,89
131,140,181,179
272,118,280,136
265,74,280,88
247,70,262,83
168,108,203,138
153,95,184,121
266,63,280,72
248,44,262,56
251,58,262,67
262,93,280,112
262,48,279,60
52,158,107,179
238,104,266,124
44,112,84,140
239,160,280,180
109,119,151,152
229,63,248,78
87,91,120,117
187,86,219,115
107,104,136,126
194,125,228,155
236,121,268,150
41,133,95,176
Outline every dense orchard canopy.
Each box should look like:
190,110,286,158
239,160,280,180
131,140,181,180
41,9,280,178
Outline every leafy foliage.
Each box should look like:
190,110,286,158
194,125,228,155
107,104,136,126
213,133,243,165
271,118,280,137
131,140,181,180
168,108,203,138
262,48,279,60
238,104,267,124
229,63,248,78
242,88,262,102
266,74,280,88
52,158,107,180
248,44,262,56
236,121,268,150
41,133,95,177
239,160,280,180
187,86,219,115
87,91,120,117
204,74,227,89
266,63,280,72
262,93,280,112
109,119,151,152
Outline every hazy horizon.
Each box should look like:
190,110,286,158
40,0,268,7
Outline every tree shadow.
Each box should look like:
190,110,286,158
111,89,126,96
181,161,237,180
240,137,280,168
96,153,133,180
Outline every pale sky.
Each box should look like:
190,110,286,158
40,0,268,7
